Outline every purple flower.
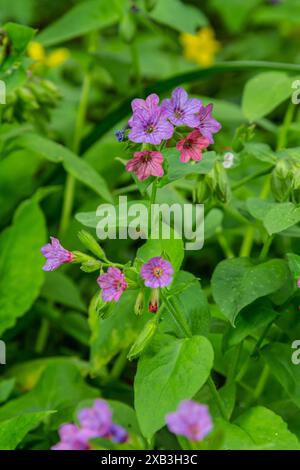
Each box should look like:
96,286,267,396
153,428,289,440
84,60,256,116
78,399,112,438
166,400,213,442
126,151,164,181
161,87,202,127
97,267,128,302
41,237,74,271
51,424,91,451
196,103,221,144
297,278,300,288
140,257,173,288
128,94,174,145
108,424,129,443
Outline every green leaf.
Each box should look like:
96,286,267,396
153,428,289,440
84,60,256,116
134,334,214,438
161,271,211,337
242,142,277,164
0,411,53,450
262,342,300,409
149,0,207,34
204,208,224,239
4,22,35,52
0,200,46,335
287,252,300,276
16,133,113,202
41,271,86,312
211,258,290,325
0,378,15,404
263,202,300,235
242,72,294,121
235,406,300,450
37,0,124,46
211,0,261,34
0,363,98,428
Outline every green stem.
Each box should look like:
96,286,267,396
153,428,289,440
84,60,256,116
232,167,273,191
35,318,50,354
253,364,269,400
109,347,129,381
276,102,295,151
227,341,243,383
59,36,95,235
216,230,234,259
207,376,228,421
148,180,158,238
259,235,273,261
161,293,192,338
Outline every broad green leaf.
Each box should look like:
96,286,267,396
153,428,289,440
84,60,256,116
89,290,148,373
211,258,290,324
263,202,300,235
217,419,256,450
286,252,300,276
235,406,300,450
0,200,46,335
135,334,214,438
246,197,273,221
224,299,277,349
0,378,15,404
204,208,223,239
149,0,207,34
262,343,300,409
3,22,35,52
0,363,98,428
0,411,53,450
41,271,86,312
37,0,125,46
161,271,211,337
242,72,293,121
211,0,261,33
242,142,277,164
16,133,113,202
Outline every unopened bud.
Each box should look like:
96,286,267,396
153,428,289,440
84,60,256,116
134,290,145,316
149,288,159,313
78,230,106,260
271,160,292,202
127,317,158,360
206,161,231,204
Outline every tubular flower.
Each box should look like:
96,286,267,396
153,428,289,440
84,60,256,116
41,237,74,271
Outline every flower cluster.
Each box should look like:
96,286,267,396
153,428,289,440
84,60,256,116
124,87,221,181
52,399,128,450
166,400,213,442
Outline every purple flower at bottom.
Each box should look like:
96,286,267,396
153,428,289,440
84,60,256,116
140,257,173,288
97,267,128,302
166,401,213,442
51,424,92,451
161,87,202,128
78,399,113,437
41,237,74,271
196,103,221,144
108,424,129,443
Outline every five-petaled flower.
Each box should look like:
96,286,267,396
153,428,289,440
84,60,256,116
128,93,174,145
41,237,74,271
166,400,213,442
97,267,128,302
176,129,209,163
161,87,202,128
140,257,174,288
126,151,164,181
196,103,222,144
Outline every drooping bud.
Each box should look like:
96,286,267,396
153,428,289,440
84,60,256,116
127,317,158,360
149,288,159,314
134,290,145,316
206,161,231,204
77,230,106,260
271,159,292,202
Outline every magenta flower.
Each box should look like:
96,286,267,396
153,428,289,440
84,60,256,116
297,278,300,288
78,399,112,438
51,424,91,451
196,103,221,144
97,267,128,302
126,151,164,181
176,129,209,163
166,401,213,442
140,257,173,288
128,94,174,145
161,87,202,127
41,237,74,271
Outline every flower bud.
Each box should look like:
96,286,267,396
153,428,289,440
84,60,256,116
271,159,292,202
206,161,231,204
134,290,145,316
149,288,159,313
127,317,158,360
80,259,102,273
77,230,106,260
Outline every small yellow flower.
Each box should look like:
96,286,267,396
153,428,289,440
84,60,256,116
27,41,70,68
180,27,221,67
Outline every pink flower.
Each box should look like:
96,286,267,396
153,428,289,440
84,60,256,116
166,400,213,442
126,151,164,181
140,257,173,288
297,278,300,288
176,129,209,163
41,237,74,271
97,267,128,302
